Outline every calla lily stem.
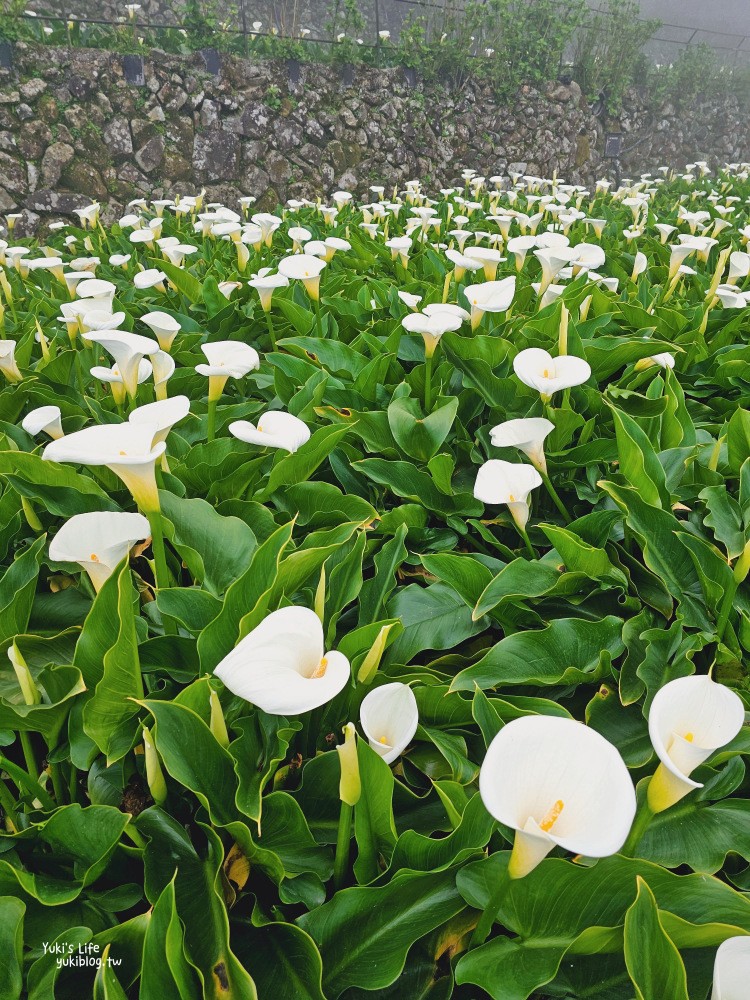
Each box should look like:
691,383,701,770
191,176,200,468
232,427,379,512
620,792,654,857
424,352,433,412
716,577,739,643
146,512,177,636
0,752,56,810
0,777,19,830
49,761,65,804
470,864,511,947
265,311,277,351
333,800,353,891
540,471,571,523
19,731,38,780
519,526,536,558
207,399,217,443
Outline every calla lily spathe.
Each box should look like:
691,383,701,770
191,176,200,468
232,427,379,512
474,459,542,530
277,254,326,300
712,936,750,1000
86,331,161,400
49,511,150,591
402,311,462,356
129,395,190,444
22,405,63,440
140,311,181,351
0,341,22,383
513,348,591,401
43,422,165,513
229,411,310,453
647,674,745,813
490,417,555,473
195,342,260,401
480,715,637,878
214,605,350,715
463,276,516,330
360,682,419,764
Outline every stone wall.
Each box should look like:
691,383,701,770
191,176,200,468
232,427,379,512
1,42,749,232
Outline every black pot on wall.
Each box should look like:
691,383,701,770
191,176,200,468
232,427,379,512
287,58,301,84
122,53,145,86
0,41,13,70
200,47,221,75
402,66,417,88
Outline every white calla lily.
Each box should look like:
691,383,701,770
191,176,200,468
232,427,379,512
463,276,516,329
480,716,637,879
490,417,555,473
195,342,261,400
22,405,63,440
151,350,175,400
0,341,22,383
248,271,289,311
229,411,310,453
474,459,542,530
647,674,745,813
91,360,153,407
129,395,190,444
42,422,165,513
360,682,419,764
86,331,161,400
712,936,750,1000
277,254,326,300
513,347,591,401
214,605,350,715
140,311,181,351
49,511,150,591
402,310,462,356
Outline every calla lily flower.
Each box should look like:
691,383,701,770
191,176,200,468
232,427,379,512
134,269,167,292
22,405,63,440
360,682,419,764
534,247,579,294
277,254,326,300
513,348,591,401
712,936,750,1000
463,276,516,330
397,291,422,310
91,360,153,407
0,341,22,383
229,411,310,453
385,236,412,267
140,311,181,351
480,715,637,878
474,459,542,530
402,311,462,356
214,605,350,715
288,226,311,251
49,511,150,592
129,395,190,444
667,245,697,282
423,302,470,323
464,246,503,280
647,674,745,813
43,422,166,513
635,351,675,371
507,235,537,270
248,271,289,311
490,417,555,473
195,342,260,401
631,251,648,280
86,331,161,400
728,251,750,284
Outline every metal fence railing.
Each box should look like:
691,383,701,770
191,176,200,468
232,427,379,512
5,0,750,67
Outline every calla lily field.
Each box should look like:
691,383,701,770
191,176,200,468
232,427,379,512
0,164,749,999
